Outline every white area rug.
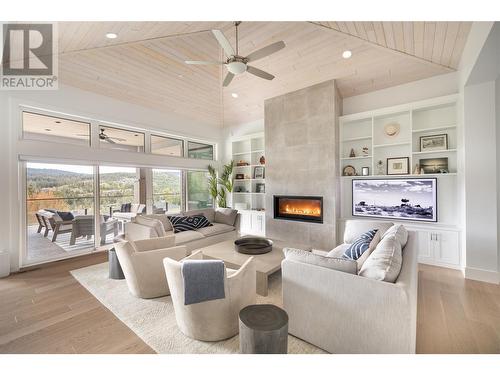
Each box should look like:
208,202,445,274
71,262,324,354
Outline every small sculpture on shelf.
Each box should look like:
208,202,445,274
413,163,421,175
376,160,385,175
236,160,250,166
259,155,265,165
349,148,356,158
362,147,369,157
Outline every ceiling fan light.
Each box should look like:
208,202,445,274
106,33,118,39
227,61,247,75
342,50,352,59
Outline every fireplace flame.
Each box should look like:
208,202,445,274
280,201,321,217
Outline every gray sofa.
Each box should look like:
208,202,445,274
282,220,418,354
123,208,240,252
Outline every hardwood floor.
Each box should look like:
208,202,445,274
417,264,500,353
0,253,154,354
0,255,499,353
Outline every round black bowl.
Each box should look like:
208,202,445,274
234,237,273,255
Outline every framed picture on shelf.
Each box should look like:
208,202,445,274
387,157,409,175
419,157,449,174
420,134,448,152
254,166,265,179
256,183,265,193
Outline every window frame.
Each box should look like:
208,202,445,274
150,134,185,158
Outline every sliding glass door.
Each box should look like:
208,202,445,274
98,166,142,247
152,169,182,214
25,162,96,264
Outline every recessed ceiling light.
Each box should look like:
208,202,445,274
106,33,118,39
178,74,184,78
342,50,352,59
231,93,238,98
45,128,52,131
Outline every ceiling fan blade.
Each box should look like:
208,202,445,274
76,134,89,137
108,137,127,142
185,60,223,65
223,72,235,87
246,41,286,62
247,66,275,81
212,30,235,57
105,137,116,144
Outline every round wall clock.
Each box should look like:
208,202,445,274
343,165,356,176
384,122,400,137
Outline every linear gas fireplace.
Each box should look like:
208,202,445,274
273,195,323,224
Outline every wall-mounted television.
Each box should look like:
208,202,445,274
352,178,437,222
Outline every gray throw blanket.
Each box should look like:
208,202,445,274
182,259,225,305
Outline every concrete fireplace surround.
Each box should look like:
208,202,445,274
264,80,341,250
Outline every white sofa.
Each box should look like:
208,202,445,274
114,235,188,299
123,208,240,252
163,250,256,341
282,220,418,354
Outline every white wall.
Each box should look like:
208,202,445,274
1,84,224,272
221,119,264,163
342,72,460,115
461,22,500,283
463,81,498,282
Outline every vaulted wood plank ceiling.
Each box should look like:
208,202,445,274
55,21,471,128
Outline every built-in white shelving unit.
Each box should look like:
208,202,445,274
338,94,463,270
339,95,458,178
231,132,266,236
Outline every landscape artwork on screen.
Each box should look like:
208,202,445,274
352,178,437,222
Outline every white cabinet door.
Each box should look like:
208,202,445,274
417,231,434,263
251,212,266,237
239,211,252,235
433,231,460,266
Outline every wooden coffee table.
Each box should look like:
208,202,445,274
198,238,292,296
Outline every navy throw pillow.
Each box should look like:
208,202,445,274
121,203,131,212
343,229,378,260
168,215,213,233
56,211,74,221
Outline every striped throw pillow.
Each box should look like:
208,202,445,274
168,215,212,233
343,229,378,260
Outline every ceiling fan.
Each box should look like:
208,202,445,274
77,128,126,144
185,22,286,87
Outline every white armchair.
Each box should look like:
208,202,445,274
163,250,256,341
114,235,188,299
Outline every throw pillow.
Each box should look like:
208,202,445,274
56,211,74,221
381,224,408,248
134,216,166,237
283,248,357,274
144,214,173,232
355,230,381,272
121,203,132,213
214,208,238,226
358,234,403,282
343,220,393,244
343,229,378,260
168,215,213,233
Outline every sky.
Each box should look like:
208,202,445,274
353,179,436,208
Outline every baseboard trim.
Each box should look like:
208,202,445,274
464,267,499,284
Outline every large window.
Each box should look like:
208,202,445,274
151,135,183,157
187,141,214,160
22,111,91,146
26,162,95,263
186,170,214,211
98,125,145,152
152,169,182,214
